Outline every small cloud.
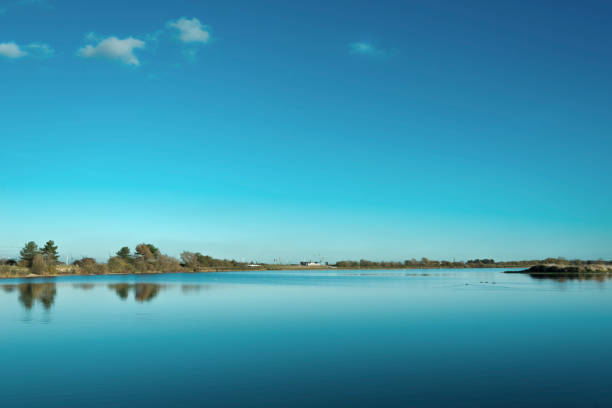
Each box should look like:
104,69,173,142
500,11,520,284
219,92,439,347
348,42,393,58
84,32,98,42
25,42,54,58
77,36,145,66
0,41,52,59
167,17,211,44
0,42,26,58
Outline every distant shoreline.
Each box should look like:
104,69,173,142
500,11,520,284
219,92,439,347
6,241,609,280
1,265,527,280
4,247,611,281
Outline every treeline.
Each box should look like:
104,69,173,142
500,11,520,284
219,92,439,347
0,241,247,276
334,257,612,269
180,252,245,270
2,241,611,277
0,240,61,275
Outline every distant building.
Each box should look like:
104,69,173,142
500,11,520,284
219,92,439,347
300,261,328,267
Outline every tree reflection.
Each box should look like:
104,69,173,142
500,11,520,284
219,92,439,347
134,283,161,302
109,283,130,300
181,284,211,293
72,283,95,290
0,282,211,309
1,283,58,310
108,283,163,302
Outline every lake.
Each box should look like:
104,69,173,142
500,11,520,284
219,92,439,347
1,268,611,407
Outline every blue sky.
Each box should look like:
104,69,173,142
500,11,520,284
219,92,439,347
1,0,611,262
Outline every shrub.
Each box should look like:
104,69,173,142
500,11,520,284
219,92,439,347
31,254,48,275
73,257,96,267
108,257,135,274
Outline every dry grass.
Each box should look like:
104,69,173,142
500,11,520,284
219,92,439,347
0,265,30,277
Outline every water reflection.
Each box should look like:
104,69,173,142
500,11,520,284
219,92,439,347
181,284,212,293
108,283,165,302
527,272,612,283
133,284,162,302
0,282,187,309
1,283,57,310
109,283,130,300
72,283,95,290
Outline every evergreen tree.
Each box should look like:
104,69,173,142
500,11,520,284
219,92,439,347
19,241,39,267
116,246,132,261
135,243,160,262
145,244,160,259
40,240,59,263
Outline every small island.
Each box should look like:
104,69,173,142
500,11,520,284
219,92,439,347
506,263,612,281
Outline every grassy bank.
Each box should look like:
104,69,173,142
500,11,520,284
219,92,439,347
4,261,609,280
0,264,258,279
0,265,30,278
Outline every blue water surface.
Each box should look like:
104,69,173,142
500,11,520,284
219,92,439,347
1,268,611,407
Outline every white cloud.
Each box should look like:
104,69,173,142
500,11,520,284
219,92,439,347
348,42,393,58
25,42,54,57
349,42,376,54
167,17,211,44
0,41,53,59
77,36,145,66
0,42,27,58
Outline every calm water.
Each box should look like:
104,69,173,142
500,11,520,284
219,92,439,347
1,268,612,407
